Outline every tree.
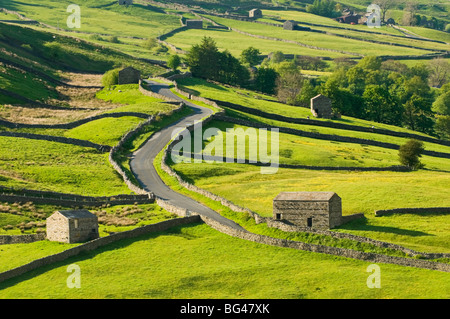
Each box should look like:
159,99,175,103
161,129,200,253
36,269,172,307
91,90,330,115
186,37,220,80
434,115,450,139
102,68,119,87
218,50,250,86
167,54,181,71
374,0,397,23
427,58,450,88
276,70,305,105
432,84,450,115
398,139,425,170
240,47,261,67
254,67,279,94
306,0,339,18
363,84,402,125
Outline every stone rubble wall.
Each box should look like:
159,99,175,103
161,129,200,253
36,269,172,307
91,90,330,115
375,207,450,217
0,234,46,245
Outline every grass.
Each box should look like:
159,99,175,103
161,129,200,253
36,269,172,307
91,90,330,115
182,119,450,171
165,28,350,59
0,222,449,299
0,136,130,196
203,15,433,57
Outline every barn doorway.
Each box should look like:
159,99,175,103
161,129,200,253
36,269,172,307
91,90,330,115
307,217,313,228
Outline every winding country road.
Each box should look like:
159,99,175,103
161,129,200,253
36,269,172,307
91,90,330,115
130,80,246,231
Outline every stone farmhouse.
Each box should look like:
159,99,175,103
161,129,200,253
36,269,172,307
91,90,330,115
118,0,133,5
185,19,203,29
311,94,333,119
46,210,99,243
249,9,262,19
273,192,343,230
118,66,141,85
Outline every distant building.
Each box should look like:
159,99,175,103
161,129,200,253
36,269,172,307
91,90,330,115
185,19,203,29
118,0,133,5
47,210,99,243
283,20,298,30
273,192,343,230
336,14,361,24
118,66,141,85
311,94,333,119
249,9,262,19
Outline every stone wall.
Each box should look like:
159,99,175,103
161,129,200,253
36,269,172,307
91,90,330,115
0,234,46,245
0,131,111,152
210,99,450,147
375,207,450,217
0,216,201,284
212,114,450,159
200,215,450,272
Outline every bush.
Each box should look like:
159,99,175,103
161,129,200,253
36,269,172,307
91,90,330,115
398,139,425,170
102,68,120,87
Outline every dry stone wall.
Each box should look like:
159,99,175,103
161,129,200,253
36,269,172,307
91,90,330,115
0,216,201,284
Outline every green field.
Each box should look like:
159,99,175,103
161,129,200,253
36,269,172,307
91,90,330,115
0,223,449,299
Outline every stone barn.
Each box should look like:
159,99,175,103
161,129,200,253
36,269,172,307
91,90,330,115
118,0,133,5
249,9,262,19
46,210,99,244
185,19,203,29
311,94,333,119
118,66,141,85
283,20,298,30
273,192,343,230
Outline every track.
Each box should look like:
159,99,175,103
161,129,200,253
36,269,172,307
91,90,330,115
129,80,246,231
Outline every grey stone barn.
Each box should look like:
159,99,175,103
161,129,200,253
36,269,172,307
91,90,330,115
311,94,333,119
118,0,133,5
283,20,298,30
118,66,141,85
185,19,203,29
273,192,343,230
46,210,99,243
249,9,262,19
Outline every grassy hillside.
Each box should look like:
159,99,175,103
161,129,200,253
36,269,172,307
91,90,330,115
1,223,449,299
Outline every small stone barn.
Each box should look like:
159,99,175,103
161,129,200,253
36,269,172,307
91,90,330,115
283,20,298,30
118,0,133,5
185,19,203,29
336,14,361,24
249,9,262,19
118,66,141,85
311,94,333,119
273,192,343,230
46,210,99,244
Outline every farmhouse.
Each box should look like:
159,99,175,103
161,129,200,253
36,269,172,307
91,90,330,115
311,94,333,119
118,0,133,5
273,192,342,230
249,9,262,19
118,66,141,85
336,14,361,24
46,210,99,243
186,19,203,29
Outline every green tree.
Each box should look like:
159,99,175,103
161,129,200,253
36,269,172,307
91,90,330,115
186,37,220,80
398,139,425,170
254,67,279,94
240,47,261,67
167,54,181,71
363,84,402,125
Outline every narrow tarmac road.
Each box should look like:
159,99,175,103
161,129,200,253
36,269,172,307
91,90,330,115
130,80,246,231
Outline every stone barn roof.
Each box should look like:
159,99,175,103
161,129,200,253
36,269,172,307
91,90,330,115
274,192,339,202
56,210,97,219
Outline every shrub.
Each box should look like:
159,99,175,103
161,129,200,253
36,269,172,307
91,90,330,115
102,68,120,87
398,139,425,170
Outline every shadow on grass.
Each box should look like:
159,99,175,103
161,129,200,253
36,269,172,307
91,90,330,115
0,222,203,291
337,216,434,237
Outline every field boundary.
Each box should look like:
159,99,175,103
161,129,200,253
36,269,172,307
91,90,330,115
0,216,201,284
375,207,450,216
